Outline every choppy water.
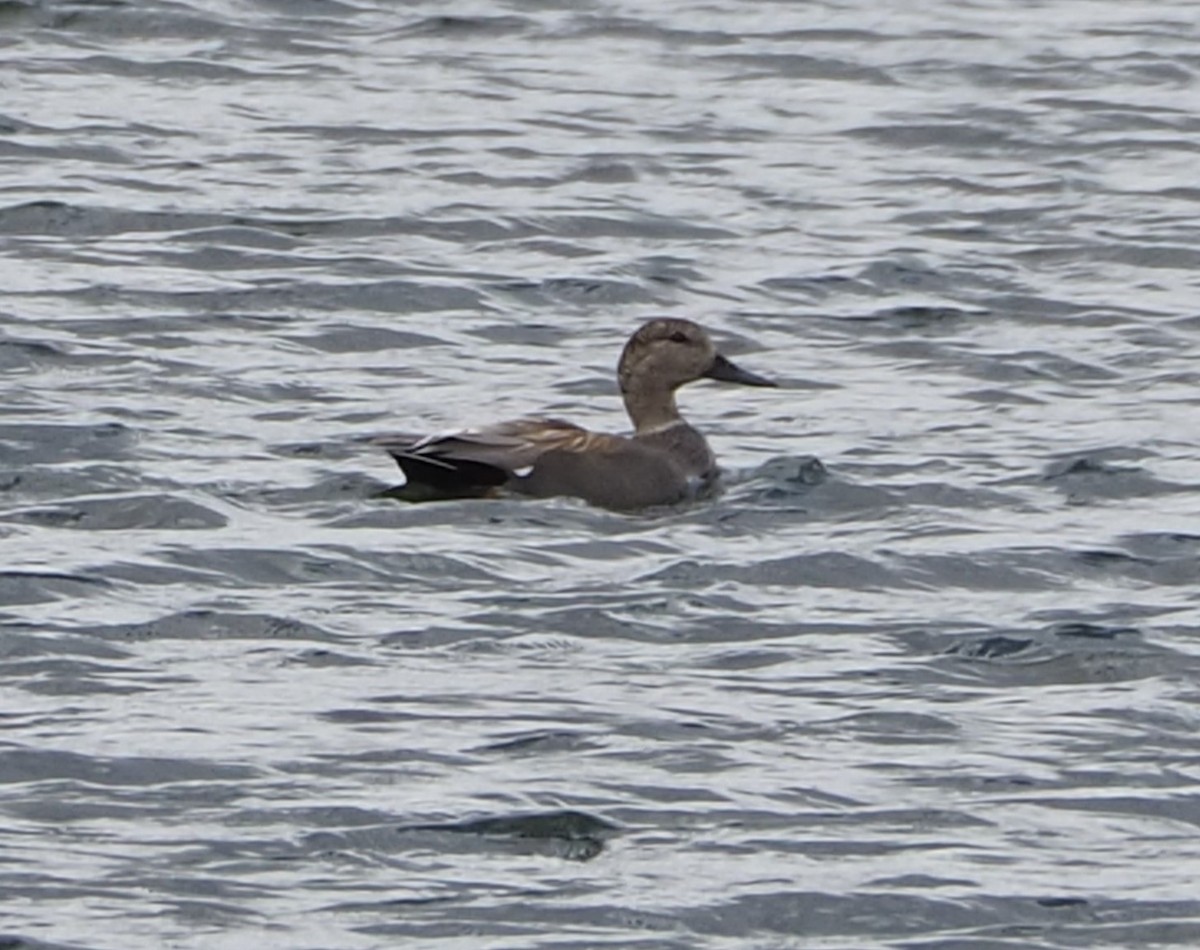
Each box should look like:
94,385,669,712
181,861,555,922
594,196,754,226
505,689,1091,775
4,1,1200,947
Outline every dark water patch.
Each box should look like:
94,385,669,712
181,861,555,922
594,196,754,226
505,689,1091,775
599,733,758,773
284,325,445,354
229,804,397,831
883,172,1069,198
1028,602,1187,628
47,313,290,348
156,375,336,409
0,205,521,279
360,885,1118,946
959,386,1046,406
565,158,640,184
854,257,1003,302
0,626,131,663
894,480,1023,511
396,809,618,863
92,559,241,589
530,212,736,242
861,340,1119,389
0,200,226,238
0,865,267,925
1033,793,1200,829
0,421,134,464
158,545,480,589
0,935,88,950
0,572,112,607
355,914,682,944
0,137,131,167
755,272,862,304
456,588,793,646
393,14,534,39
260,127,523,154
488,235,595,260
827,710,960,745
488,274,665,308
620,253,704,288
379,623,577,651
251,0,364,20
266,202,537,242
687,891,1200,944
2,493,227,531
947,634,1038,661
0,747,259,787
844,117,1041,152
57,53,260,82
435,168,561,190
305,279,485,315
83,277,487,316
1037,897,1090,909
714,51,897,85
979,350,1119,385
39,2,242,40
1062,544,1199,588
942,620,1184,685
311,482,504,523
144,243,308,273
564,14,742,48
469,602,666,642
646,551,914,592
691,647,797,671
533,536,676,563
1016,239,1200,272
167,225,303,251
716,471,897,528
283,647,378,669
325,546,504,587
467,320,573,347
0,337,73,370
684,891,975,942
893,549,1073,592
869,871,979,891
290,746,475,791
969,292,1110,326
1040,454,1190,501
1003,451,1190,501
312,703,463,729
475,729,602,757
869,304,986,330
1115,532,1200,560
278,432,381,463
5,657,158,697
88,610,341,644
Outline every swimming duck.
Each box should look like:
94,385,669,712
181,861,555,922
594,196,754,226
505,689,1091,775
376,317,776,509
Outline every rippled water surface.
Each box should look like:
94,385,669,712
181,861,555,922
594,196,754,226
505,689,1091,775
4,1,1200,947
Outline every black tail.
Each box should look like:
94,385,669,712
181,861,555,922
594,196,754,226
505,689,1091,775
382,449,508,502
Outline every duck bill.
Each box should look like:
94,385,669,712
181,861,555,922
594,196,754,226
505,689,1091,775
703,352,776,387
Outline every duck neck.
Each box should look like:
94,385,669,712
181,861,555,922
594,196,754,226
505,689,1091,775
622,380,683,433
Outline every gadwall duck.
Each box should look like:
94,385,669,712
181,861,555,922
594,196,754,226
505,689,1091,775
376,318,776,509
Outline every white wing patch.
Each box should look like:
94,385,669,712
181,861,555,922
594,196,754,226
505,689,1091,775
411,427,467,450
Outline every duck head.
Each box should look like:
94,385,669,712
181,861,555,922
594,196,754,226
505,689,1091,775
618,318,776,394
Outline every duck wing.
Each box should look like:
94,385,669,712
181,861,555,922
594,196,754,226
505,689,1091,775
374,418,597,500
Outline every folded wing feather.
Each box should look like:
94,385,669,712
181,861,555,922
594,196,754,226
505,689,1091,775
375,418,603,478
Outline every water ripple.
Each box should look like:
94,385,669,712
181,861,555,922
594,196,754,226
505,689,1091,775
3,0,1200,947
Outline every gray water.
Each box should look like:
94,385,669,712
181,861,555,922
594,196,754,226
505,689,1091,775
4,1,1200,947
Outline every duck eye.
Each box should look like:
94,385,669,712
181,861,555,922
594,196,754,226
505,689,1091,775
669,331,689,344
